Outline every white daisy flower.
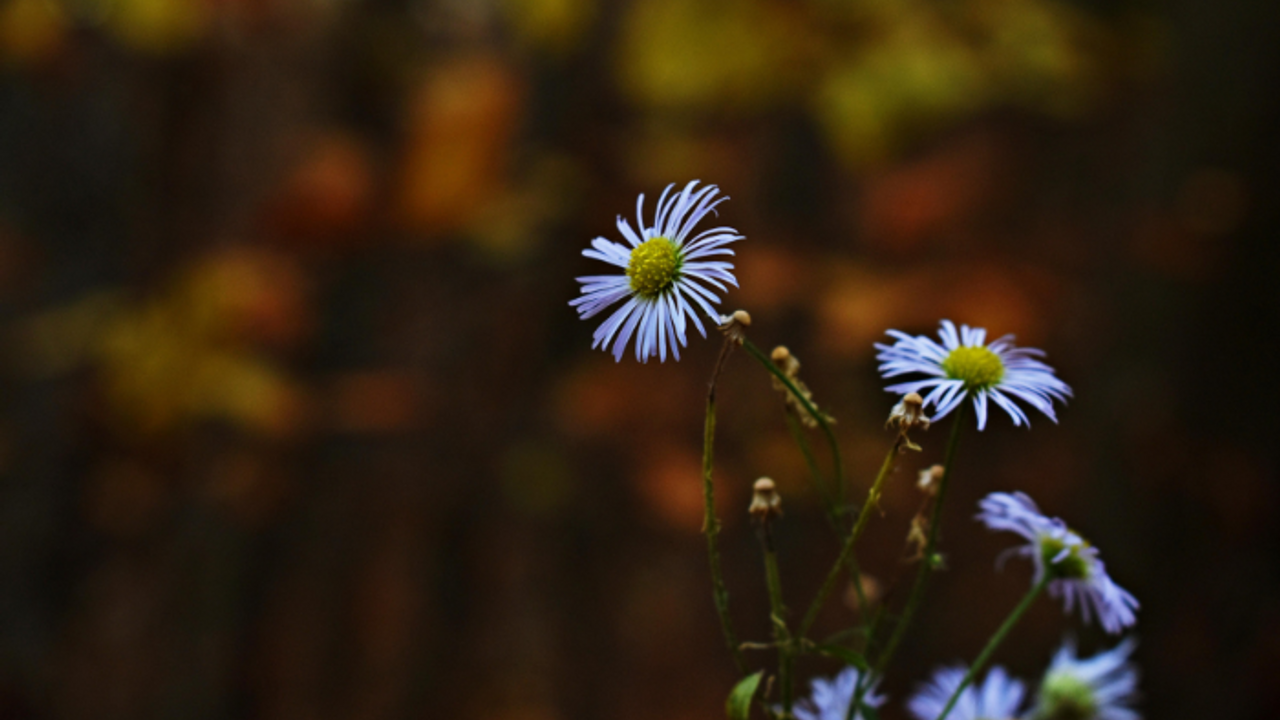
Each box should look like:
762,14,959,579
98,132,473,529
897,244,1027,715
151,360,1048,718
569,181,742,362
792,667,886,720
1033,638,1140,720
977,492,1139,634
875,320,1072,430
907,665,1026,720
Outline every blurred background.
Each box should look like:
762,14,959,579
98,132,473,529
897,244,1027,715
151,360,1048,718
0,0,1277,717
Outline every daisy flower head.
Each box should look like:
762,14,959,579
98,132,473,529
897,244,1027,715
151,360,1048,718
977,492,1139,634
1033,638,1140,720
569,181,742,362
792,667,886,720
875,320,1072,430
908,665,1026,720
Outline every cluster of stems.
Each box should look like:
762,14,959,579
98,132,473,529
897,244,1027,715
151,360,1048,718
702,335,973,720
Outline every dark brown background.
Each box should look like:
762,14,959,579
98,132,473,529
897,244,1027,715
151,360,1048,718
0,0,1277,718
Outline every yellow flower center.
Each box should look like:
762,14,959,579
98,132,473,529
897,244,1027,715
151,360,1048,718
1040,535,1091,580
626,236,680,298
1036,672,1097,720
941,346,1005,389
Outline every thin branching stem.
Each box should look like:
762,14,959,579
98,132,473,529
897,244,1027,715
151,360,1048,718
760,524,794,716
703,337,745,674
849,403,968,717
741,340,845,506
782,410,837,526
934,575,1050,720
799,435,903,640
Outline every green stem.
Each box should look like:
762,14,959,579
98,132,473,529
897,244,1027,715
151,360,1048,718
761,526,794,715
799,436,903,640
703,351,746,674
741,340,845,506
934,574,1050,720
784,410,873,618
746,339,873,639
783,410,837,526
850,402,967,717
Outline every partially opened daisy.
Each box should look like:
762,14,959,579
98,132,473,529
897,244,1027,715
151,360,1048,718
876,320,1072,430
569,181,741,362
1033,639,1140,720
792,667,886,720
908,665,1026,720
977,492,1139,634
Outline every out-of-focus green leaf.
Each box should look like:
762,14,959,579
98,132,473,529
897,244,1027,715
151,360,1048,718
726,670,764,720
815,644,868,671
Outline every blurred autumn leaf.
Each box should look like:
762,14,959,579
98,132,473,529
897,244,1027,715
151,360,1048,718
500,0,596,56
0,0,69,66
617,0,805,114
15,247,308,438
395,56,524,237
101,0,211,54
816,8,987,167
261,132,375,251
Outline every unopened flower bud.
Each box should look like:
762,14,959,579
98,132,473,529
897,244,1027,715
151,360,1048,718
917,465,944,495
886,392,930,433
767,345,832,429
771,345,798,371
843,573,883,612
748,476,782,521
718,310,752,345
906,513,929,561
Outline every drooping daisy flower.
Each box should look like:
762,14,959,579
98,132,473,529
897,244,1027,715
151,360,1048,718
907,665,1026,720
569,181,741,362
792,667,886,720
1032,639,1140,720
875,320,1072,430
977,492,1139,634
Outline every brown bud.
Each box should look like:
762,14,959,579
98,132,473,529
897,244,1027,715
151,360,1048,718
843,573,883,612
771,345,801,380
886,392,930,433
717,310,752,345
748,476,783,521
917,464,945,495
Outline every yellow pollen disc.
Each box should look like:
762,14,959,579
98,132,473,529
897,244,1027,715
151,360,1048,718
1038,671,1098,720
1039,536,1091,580
626,236,680,298
941,346,1005,389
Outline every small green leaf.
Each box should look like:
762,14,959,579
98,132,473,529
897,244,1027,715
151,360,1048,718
859,703,881,720
814,644,868,671
726,671,765,720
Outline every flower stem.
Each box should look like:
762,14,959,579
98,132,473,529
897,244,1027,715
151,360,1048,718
782,409,838,527
851,402,968,716
799,435,903,640
741,339,872,634
741,340,845,506
779,391,870,614
760,524,794,715
934,574,1050,720
703,339,745,674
